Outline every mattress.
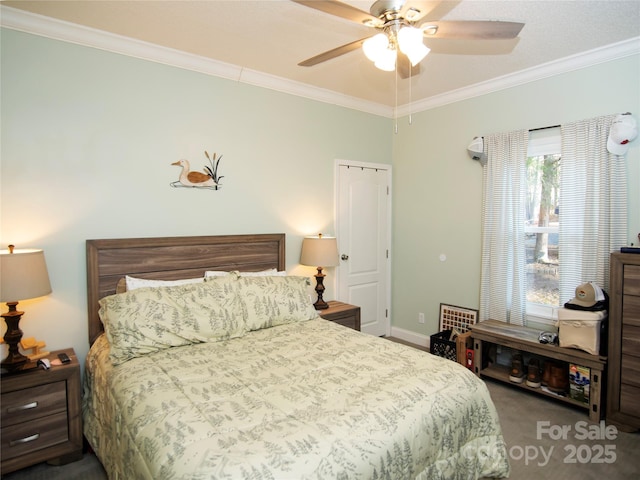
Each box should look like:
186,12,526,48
83,318,510,479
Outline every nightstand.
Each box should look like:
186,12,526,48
1,348,83,474
318,301,361,331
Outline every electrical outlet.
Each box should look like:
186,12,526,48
418,312,425,324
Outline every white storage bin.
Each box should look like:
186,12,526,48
557,308,607,355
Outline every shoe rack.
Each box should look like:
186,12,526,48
470,319,607,422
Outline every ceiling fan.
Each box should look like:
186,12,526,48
293,0,524,78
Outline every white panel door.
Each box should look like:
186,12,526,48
336,161,391,336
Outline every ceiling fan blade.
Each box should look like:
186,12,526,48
405,0,461,21
292,0,381,26
420,20,525,39
298,37,372,67
399,1,442,23
424,38,520,55
397,53,421,79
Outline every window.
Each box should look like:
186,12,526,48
480,115,627,328
525,129,561,323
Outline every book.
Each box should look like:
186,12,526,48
621,246,640,254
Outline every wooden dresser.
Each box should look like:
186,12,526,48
607,253,640,431
1,348,83,474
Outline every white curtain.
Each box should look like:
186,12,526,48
559,115,628,301
480,130,529,325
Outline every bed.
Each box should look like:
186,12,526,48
83,234,510,479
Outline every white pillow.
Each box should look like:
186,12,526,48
125,275,204,291
205,269,286,277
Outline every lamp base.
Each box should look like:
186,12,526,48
2,303,29,372
1,352,29,371
313,267,329,310
313,299,330,310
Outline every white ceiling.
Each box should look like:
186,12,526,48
2,1,640,116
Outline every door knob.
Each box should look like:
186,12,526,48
341,254,349,261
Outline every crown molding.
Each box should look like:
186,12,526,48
237,68,392,117
396,36,640,117
3,6,638,119
0,6,392,117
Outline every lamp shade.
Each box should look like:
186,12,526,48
300,236,340,268
0,248,52,303
363,33,398,72
363,33,389,62
374,48,397,72
397,26,430,66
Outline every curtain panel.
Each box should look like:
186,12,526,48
480,130,529,325
559,115,628,301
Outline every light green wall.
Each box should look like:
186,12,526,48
2,28,638,367
392,54,640,336
0,29,392,365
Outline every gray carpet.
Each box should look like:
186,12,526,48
3,380,638,479
487,379,639,479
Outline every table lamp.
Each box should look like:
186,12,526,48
300,234,340,310
1,245,52,371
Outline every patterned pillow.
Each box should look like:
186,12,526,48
99,275,245,365
236,275,319,331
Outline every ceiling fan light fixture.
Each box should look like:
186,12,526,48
374,47,397,71
406,42,430,66
397,26,430,66
363,33,389,62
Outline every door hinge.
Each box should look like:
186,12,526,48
387,186,389,195
386,309,388,318
386,249,389,259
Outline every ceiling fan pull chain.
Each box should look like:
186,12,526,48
394,61,398,134
409,63,413,126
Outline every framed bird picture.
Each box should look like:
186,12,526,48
171,151,224,190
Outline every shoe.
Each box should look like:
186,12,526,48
547,362,569,394
509,352,525,384
541,361,552,386
526,358,542,388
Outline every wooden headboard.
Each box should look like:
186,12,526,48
86,234,286,345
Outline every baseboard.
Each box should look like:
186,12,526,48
389,326,430,350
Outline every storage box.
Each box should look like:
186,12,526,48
456,331,474,368
430,330,457,362
557,308,607,355
569,364,590,405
